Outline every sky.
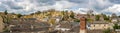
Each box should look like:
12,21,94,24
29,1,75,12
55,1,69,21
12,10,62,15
0,0,120,15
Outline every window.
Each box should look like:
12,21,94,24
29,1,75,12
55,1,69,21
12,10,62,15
94,24,95,27
88,25,91,27
104,24,106,26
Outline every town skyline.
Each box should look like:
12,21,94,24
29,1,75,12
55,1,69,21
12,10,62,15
0,0,120,33
0,0,119,15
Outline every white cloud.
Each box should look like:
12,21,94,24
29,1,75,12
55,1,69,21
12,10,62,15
103,4,120,13
52,1,78,10
89,0,113,9
73,8,90,14
0,0,119,15
33,0,78,11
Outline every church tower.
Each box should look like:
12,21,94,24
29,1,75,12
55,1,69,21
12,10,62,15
79,17,86,33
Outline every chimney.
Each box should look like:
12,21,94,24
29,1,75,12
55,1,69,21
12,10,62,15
79,17,86,33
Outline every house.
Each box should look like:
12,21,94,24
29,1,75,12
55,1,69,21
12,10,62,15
87,21,113,30
78,16,114,33
10,22,50,32
111,13,119,23
8,18,50,32
54,21,80,33
115,29,120,33
87,29,115,33
54,22,72,31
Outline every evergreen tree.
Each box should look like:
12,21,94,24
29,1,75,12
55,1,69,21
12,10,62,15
103,28,111,33
17,14,22,18
4,10,8,15
95,15,100,21
102,14,109,21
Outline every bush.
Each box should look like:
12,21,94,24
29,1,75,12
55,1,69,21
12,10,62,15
17,14,22,18
95,15,100,21
103,29,111,33
74,19,80,22
87,18,93,22
113,24,120,29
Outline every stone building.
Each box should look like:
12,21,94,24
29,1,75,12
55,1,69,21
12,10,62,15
79,16,113,33
87,21,113,30
111,13,118,23
0,16,4,32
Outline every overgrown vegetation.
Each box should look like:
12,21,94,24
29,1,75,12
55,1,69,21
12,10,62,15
74,19,80,22
102,14,110,21
87,18,93,22
17,14,22,18
4,10,8,15
70,11,75,19
95,15,100,21
103,28,112,33
113,24,120,29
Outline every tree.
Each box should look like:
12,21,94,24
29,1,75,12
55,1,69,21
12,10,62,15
4,10,8,15
35,11,41,14
103,28,111,33
61,11,65,15
95,15,100,21
102,14,109,21
87,18,93,22
74,19,80,22
62,11,69,21
113,24,120,29
118,16,120,18
49,18,55,26
70,11,75,19
17,14,22,18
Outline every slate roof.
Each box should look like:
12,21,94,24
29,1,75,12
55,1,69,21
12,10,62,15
8,18,50,32
87,29,115,33
87,30,104,33
11,26,49,32
9,18,38,25
54,22,80,33
88,21,109,24
10,22,50,32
